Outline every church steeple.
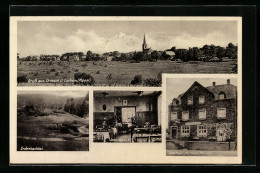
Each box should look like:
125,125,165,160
142,34,148,51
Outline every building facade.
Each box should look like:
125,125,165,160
168,79,237,142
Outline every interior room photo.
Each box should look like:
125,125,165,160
93,91,162,143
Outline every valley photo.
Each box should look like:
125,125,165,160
17,90,89,151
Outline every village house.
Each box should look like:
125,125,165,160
167,79,237,145
81,55,87,61
93,91,162,143
68,55,80,62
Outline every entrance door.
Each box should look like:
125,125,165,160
121,107,135,123
216,129,226,141
171,127,177,139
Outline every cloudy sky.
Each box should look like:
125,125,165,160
166,78,237,106
18,90,89,98
18,20,238,57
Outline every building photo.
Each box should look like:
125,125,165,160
93,91,162,143
166,78,237,156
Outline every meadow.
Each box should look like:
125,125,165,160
17,60,237,86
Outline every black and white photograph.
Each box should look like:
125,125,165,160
166,78,238,156
17,18,238,87
17,90,89,151
93,91,162,143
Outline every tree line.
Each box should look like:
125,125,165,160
18,43,237,62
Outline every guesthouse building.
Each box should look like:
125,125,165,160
168,79,237,142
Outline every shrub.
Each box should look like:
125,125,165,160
17,75,28,83
143,78,161,87
96,70,100,74
34,72,38,76
131,75,143,86
74,69,79,72
74,72,95,85
55,72,59,76
50,69,55,72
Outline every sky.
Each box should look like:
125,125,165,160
18,20,238,57
166,78,237,106
18,90,89,98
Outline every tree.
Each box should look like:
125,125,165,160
131,75,143,86
132,52,143,62
216,47,225,61
86,51,93,61
64,97,76,114
226,43,237,59
151,50,160,61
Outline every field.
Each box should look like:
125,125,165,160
18,60,237,86
17,113,89,151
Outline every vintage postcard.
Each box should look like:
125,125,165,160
10,16,242,164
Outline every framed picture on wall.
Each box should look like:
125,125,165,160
122,100,127,106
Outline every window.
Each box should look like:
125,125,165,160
172,100,177,106
171,112,178,121
182,111,189,121
198,109,206,120
219,91,226,100
188,96,193,105
197,125,207,137
181,126,190,137
219,94,225,100
199,96,205,104
217,108,226,119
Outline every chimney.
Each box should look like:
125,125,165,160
213,82,216,86
227,79,230,85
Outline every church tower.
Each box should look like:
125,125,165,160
142,34,148,52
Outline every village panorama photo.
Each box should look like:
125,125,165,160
16,18,239,87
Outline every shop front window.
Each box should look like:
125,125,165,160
181,126,190,137
197,125,207,137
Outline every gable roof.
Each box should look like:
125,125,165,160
181,81,214,99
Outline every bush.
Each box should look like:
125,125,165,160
55,72,59,76
17,75,28,83
96,70,100,74
74,72,95,85
50,69,55,72
131,75,143,86
143,78,161,87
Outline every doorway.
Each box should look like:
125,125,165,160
171,126,178,139
114,106,136,124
